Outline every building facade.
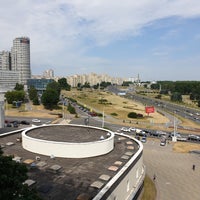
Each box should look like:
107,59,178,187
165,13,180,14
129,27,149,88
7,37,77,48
0,51,11,70
27,78,54,94
11,37,31,84
66,73,126,87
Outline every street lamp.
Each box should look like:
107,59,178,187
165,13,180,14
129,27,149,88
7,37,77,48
62,96,66,119
102,107,105,128
172,110,177,142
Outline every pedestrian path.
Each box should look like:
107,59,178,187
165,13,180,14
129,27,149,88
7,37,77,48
143,141,200,200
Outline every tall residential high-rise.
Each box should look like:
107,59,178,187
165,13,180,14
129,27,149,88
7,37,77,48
0,51,11,70
11,37,31,84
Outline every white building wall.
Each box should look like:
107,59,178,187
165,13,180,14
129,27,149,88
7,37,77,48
22,125,114,158
93,134,145,200
107,157,145,200
0,70,20,89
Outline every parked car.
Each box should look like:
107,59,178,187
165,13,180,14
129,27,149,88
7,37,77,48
187,134,200,141
32,119,41,123
13,122,19,128
141,137,147,143
160,138,167,146
6,123,12,127
21,120,30,125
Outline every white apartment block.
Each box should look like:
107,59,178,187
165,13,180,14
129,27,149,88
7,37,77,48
43,69,54,78
11,37,31,84
66,73,125,87
0,51,11,70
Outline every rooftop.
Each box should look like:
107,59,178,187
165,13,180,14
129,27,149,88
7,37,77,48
1,125,140,200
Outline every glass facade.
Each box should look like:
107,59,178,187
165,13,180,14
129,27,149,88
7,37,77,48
27,79,54,94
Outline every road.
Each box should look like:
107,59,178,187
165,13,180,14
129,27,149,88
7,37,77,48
107,85,200,126
143,139,200,200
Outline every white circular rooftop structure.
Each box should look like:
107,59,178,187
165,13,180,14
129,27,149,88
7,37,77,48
22,124,114,158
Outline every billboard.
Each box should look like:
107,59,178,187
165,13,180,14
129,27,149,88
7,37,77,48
145,106,155,114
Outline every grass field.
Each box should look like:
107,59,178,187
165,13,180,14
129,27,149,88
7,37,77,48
141,175,157,200
173,141,200,153
63,89,169,124
63,89,200,132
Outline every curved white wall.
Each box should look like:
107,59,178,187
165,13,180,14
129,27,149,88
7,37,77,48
22,125,114,158
93,133,145,200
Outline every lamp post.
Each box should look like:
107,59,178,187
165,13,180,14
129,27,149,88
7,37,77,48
102,107,105,128
172,111,177,142
62,96,66,119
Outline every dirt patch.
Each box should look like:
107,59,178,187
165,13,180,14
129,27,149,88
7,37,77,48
5,104,61,119
173,142,200,153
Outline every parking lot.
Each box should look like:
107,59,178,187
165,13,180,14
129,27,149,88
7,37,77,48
143,139,200,200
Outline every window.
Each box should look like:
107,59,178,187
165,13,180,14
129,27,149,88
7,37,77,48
127,180,130,192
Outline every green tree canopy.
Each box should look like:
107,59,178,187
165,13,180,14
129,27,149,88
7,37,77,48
0,148,41,200
82,81,90,88
171,92,182,102
46,81,61,93
41,88,60,109
14,83,24,91
58,78,71,91
28,86,38,101
5,90,25,104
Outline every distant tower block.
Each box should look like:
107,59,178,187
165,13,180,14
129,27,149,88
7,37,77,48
0,87,7,128
11,37,31,84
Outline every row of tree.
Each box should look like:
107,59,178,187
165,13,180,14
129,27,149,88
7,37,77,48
77,81,112,90
150,81,200,106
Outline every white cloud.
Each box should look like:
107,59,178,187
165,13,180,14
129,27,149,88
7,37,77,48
0,0,200,76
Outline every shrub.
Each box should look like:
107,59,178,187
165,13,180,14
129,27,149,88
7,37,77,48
111,113,118,116
128,112,143,119
128,112,138,118
67,103,76,114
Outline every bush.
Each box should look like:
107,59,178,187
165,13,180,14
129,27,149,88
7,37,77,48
67,103,76,114
111,113,118,116
128,112,143,119
128,112,138,118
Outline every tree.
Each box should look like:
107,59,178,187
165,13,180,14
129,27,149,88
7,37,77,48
5,91,25,104
82,82,90,88
171,92,182,102
77,83,82,90
58,78,71,91
46,81,61,94
28,86,38,101
150,83,159,90
67,103,76,114
14,83,24,91
41,88,60,109
122,81,132,86
32,96,40,105
0,148,41,200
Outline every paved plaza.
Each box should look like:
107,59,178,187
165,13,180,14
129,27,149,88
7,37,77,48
143,139,200,200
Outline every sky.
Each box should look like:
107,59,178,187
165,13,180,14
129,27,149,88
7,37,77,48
1,0,200,81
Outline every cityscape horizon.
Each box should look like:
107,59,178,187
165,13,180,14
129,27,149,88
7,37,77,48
0,1,200,81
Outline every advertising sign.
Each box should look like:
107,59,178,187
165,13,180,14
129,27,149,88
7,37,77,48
145,106,155,114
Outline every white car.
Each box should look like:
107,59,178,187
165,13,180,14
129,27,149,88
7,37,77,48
32,119,41,123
